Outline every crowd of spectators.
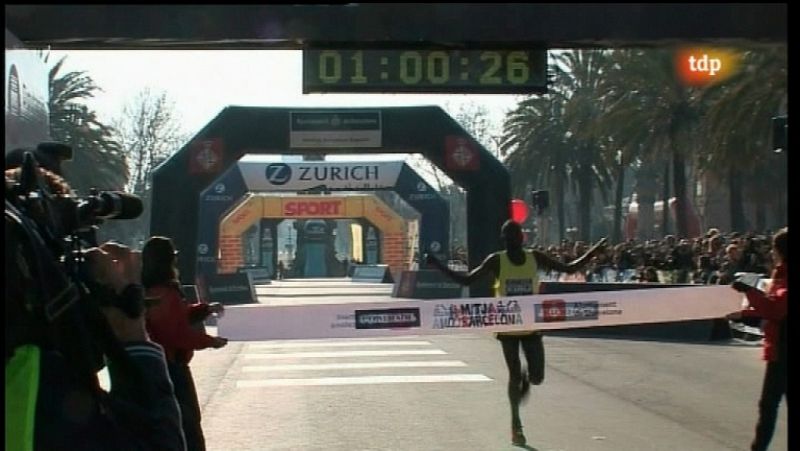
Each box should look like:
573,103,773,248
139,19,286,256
531,228,776,285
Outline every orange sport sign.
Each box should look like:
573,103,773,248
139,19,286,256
283,199,344,217
675,47,740,87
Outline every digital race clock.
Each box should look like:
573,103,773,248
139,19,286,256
302,49,547,94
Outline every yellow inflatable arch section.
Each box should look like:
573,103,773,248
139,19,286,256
218,194,410,277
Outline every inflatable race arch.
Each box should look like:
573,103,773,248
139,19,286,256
151,107,511,297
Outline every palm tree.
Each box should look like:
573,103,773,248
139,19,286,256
699,45,787,231
501,93,572,243
551,50,614,242
598,49,703,239
502,50,615,243
45,54,128,194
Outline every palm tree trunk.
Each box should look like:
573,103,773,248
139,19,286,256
672,147,689,238
612,155,625,244
729,166,747,231
662,161,670,237
774,191,786,228
579,164,593,242
635,164,657,241
755,202,766,232
555,174,565,242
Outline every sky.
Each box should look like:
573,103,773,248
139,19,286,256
47,49,528,186
49,50,522,142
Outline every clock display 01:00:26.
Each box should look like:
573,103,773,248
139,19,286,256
304,49,546,90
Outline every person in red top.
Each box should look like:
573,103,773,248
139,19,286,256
730,227,787,451
142,236,228,451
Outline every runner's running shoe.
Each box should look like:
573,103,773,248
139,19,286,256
512,427,527,446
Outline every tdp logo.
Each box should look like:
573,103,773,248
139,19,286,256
265,163,292,185
675,48,739,87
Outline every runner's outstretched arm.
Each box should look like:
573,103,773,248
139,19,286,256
425,253,499,286
533,237,608,274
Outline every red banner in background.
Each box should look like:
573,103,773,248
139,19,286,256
189,138,224,175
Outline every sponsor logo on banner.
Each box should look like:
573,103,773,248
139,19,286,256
297,165,380,182
416,281,460,289
432,301,523,329
239,160,402,191
204,273,254,304
231,208,253,225
290,111,382,148
534,300,600,322
198,244,209,255
352,265,389,281
189,139,224,174
330,313,356,329
408,182,439,201
355,308,421,329
204,182,234,201
445,136,480,171
283,200,343,217
204,194,234,202
372,204,394,223
265,163,292,185
598,301,623,316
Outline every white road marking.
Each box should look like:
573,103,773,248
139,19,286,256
248,340,432,349
242,360,467,372
237,374,492,387
244,349,447,359
244,336,422,346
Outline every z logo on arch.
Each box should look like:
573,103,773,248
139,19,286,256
265,163,292,185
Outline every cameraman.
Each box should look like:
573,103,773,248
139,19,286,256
5,151,186,450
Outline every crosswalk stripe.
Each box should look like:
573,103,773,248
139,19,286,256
236,374,492,387
244,349,447,359
242,360,467,372
244,336,422,346
247,340,432,350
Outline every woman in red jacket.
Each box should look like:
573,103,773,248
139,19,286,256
142,236,228,451
731,227,787,451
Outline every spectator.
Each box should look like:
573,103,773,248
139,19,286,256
711,261,735,285
693,255,716,285
730,227,787,451
726,244,747,274
276,260,285,280
639,266,660,283
672,239,695,283
142,236,228,451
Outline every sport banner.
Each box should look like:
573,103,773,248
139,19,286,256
218,285,743,341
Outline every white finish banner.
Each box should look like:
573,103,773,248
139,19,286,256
218,285,743,341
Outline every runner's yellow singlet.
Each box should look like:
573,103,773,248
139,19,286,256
494,250,539,336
